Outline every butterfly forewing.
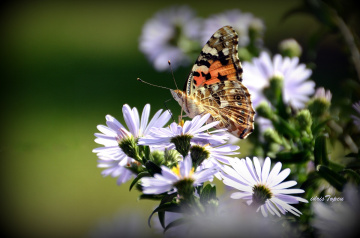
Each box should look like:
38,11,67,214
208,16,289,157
176,25,255,139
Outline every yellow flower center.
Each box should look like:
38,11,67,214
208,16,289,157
171,164,195,178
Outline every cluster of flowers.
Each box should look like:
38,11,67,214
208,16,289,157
92,5,360,237
93,104,308,232
139,6,265,71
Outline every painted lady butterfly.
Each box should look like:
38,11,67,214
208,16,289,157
171,26,255,139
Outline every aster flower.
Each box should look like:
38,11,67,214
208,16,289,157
201,9,265,47
243,51,315,109
221,157,308,217
352,101,360,128
138,114,228,156
312,184,360,238
313,87,332,103
139,6,201,71
93,104,171,184
141,155,218,196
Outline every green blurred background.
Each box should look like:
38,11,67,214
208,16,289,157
1,0,346,237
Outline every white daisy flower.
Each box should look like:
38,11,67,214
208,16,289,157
93,104,171,185
221,157,308,217
139,6,201,71
141,155,218,195
201,9,265,47
243,51,315,109
138,113,228,150
352,101,360,128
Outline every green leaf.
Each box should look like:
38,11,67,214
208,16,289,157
312,117,333,137
275,151,311,163
148,202,181,227
145,161,162,176
317,165,346,191
138,194,164,201
164,218,188,233
272,116,300,139
314,136,329,167
129,172,150,191
341,169,360,185
200,184,216,204
158,193,178,229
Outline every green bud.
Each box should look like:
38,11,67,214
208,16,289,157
278,38,302,58
256,102,273,119
150,150,164,166
249,18,265,37
307,98,330,118
170,134,193,157
126,161,144,175
190,145,210,169
263,75,284,107
296,109,313,133
263,128,282,144
118,135,140,161
164,149,182,168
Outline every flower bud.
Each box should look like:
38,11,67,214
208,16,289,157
278,38,302,58
263,128,282,144
307,87,332,118
263,74,284,106
164,149,182,168
249,18,265,36
256,102,273,119
296,109,312,133
150,150,164,166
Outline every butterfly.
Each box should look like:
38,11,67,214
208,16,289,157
171,25,255,139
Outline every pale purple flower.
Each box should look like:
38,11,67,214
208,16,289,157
201,9,265,47
141,155,218,194
139,6,201,71
138,113,228,149
221,157,308,217
243,51,315,109
352,101,360,128
93,104,171,185
314,87,332,102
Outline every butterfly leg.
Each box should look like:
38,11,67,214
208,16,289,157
164,98,176,123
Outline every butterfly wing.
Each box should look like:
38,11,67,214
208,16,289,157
185,25,255,139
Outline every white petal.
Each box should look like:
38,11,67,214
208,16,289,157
261,157,271,183
271,180,297,190
266,161,282,184
252,157,262,183
268,168,290,187
140,104,150,136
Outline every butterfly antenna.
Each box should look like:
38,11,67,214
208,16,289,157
168,60,184,123
168,60,179,90
137,78,172,90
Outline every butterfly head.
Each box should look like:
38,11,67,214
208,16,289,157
170,89,186,105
